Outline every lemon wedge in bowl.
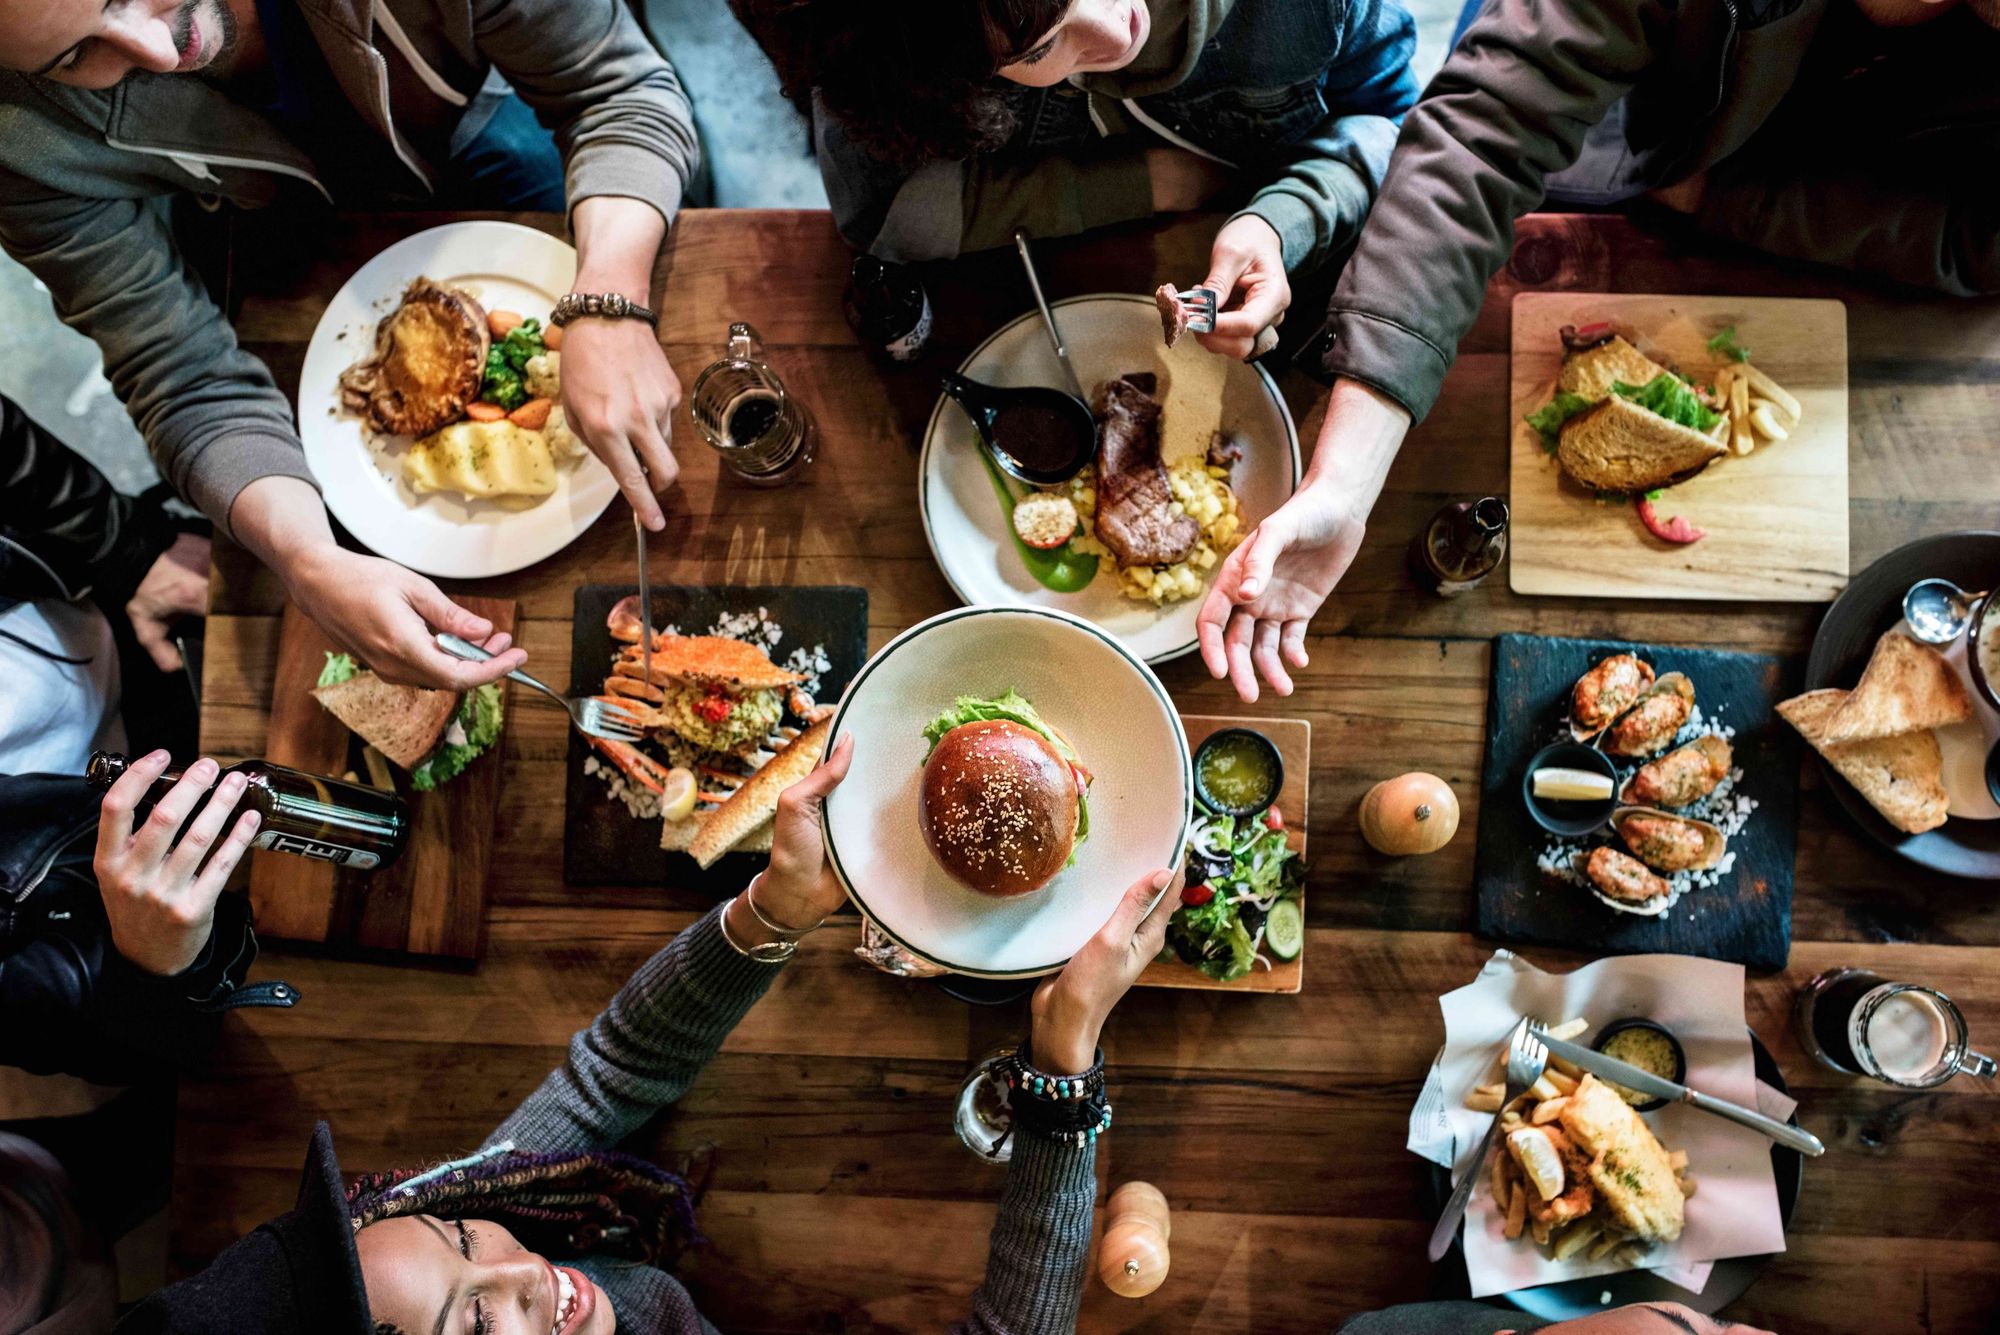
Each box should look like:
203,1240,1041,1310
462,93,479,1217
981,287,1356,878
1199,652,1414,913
661,767,698,822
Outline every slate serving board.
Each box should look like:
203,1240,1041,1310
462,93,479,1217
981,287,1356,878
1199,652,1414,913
1474,633,1802,971
563,585,868,888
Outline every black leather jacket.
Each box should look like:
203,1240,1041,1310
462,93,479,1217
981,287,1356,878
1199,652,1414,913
0,774,296,1082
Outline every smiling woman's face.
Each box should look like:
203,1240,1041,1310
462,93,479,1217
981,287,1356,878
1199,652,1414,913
0,0,238,88
356,1215,614,1335
996,0,1151,86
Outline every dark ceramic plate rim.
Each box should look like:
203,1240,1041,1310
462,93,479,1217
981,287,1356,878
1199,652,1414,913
1802,530,2000,879
1425,1030,1801,1319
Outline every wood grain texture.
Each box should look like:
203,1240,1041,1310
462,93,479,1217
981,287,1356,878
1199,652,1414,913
1509,293,1850,601
187,209,2000,1333
1136,714,1310,993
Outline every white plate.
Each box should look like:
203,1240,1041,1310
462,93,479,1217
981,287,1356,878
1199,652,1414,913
297,221,617,579
919,295,1301,664
822,606,1192,977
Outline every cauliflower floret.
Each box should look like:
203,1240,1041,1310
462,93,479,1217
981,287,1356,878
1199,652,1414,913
524,351,562,400
545,404,585,461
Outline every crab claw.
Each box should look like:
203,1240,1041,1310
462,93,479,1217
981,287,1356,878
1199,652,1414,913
588,735,674,795
608,594,652,644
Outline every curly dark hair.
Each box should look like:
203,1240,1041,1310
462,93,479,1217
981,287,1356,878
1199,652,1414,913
732,0,1071,164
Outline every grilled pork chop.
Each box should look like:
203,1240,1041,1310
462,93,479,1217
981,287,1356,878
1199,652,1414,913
1092,372,1197,568
340,279,489,438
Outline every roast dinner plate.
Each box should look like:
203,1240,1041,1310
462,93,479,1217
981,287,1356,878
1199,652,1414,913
918,295,1301,665
297,221,617,579
821,605,1192,977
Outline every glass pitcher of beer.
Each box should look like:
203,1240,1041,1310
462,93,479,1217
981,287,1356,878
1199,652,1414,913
690,322,814,486
1796,968,1996,1088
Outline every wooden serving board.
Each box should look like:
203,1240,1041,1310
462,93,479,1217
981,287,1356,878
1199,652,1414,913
1136,714,1310,994
1508,292,1849,602
1473,633,1802,972
247,597,514,960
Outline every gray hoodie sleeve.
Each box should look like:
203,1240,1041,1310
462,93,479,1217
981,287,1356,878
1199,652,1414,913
0,175,315,538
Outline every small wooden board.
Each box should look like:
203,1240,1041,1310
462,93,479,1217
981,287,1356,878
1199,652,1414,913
248,598,514,959
1508,292,1849,602
1137,714,1310,994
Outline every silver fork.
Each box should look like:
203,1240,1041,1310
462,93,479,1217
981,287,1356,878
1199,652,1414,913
434,633,645,743
1427,1018,1549,1262
1168,286,1219,334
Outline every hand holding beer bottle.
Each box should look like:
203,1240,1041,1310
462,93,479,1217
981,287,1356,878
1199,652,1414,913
93,751,263,977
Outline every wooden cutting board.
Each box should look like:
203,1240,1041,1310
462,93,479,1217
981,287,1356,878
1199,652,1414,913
1137,714,1310,995
247,598,514,959
1508,293,1849,602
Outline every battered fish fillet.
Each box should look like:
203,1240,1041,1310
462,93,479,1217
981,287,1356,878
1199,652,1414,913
1559,1075,1685,1244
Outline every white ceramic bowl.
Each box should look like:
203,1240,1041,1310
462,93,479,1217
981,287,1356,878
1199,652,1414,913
297,221,617,578
822,605,1192,977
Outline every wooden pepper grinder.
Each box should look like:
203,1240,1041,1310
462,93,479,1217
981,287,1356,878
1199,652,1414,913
1098,1181,1171,1298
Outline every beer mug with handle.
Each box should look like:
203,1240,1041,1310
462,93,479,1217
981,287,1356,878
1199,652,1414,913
690,322,815,486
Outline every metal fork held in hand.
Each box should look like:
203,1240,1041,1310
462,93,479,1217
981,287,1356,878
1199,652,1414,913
1169,286,1219,334
434,633,644,743
1428,1019,1548,1262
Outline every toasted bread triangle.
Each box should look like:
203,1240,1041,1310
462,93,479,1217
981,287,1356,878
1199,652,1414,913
680,718,832,868
1556,394,1726,493
1778,688,1949,834
1821,630,1974,743
311,671,457,770
1557,336,1673,401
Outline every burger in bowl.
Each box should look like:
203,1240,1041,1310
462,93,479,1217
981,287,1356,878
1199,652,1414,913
919,690,1092,897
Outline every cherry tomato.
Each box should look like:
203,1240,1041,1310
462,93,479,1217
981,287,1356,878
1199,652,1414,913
1263,806,1284,831
1181,882,1214,907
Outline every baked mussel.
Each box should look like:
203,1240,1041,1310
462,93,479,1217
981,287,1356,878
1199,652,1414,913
1601,673,1696,758
1612,805,1726,872
1619,734,1732,808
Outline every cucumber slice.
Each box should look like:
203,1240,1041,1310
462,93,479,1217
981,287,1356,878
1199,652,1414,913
1264,899,1303,961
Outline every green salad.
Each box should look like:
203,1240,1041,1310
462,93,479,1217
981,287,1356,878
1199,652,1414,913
1162,807,1305,981
318,652,502,792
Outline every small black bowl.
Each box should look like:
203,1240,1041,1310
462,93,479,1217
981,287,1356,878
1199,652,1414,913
1521,741,1618,837
1985,736,2000,809
1192,728,1284,818
1592,1018,1687,1113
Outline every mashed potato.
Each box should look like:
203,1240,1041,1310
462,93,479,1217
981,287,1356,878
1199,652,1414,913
1063,458,1245,605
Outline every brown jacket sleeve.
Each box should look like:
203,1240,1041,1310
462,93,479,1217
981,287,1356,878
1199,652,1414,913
1316,0,1669,419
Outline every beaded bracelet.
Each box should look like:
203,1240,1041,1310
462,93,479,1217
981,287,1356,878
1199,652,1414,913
1001,1046,1113,1146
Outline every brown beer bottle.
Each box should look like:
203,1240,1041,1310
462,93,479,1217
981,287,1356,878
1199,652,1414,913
1409,496,1509,596
86,751,409,870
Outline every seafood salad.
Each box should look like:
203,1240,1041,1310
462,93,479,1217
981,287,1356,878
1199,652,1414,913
1538,652,1757,916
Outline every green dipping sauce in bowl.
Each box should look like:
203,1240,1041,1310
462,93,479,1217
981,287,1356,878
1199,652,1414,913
1193,729,1283,817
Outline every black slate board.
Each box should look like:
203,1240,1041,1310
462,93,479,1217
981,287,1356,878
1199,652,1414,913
563,585,868,888
1474,633,1802,972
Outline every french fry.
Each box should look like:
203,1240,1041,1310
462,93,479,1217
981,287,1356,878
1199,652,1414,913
1548,1054,1582,1080
1612,1243,1648,1268
1530,1218,1552,1247
1505,1186,1528,1240
1729,374,1754,454
1528,1075,1562,1102
1501,1109,1525,1131
1588,1233,1623,1262
1466,1089,1503,1113
1743,362,1802,420
1530,1096,1570,1126
1547,1018,1589,1043
1749,401,1790,441
1545,1069,1580,1096
1491,1151,1512,1211
1554,1223,1601,1261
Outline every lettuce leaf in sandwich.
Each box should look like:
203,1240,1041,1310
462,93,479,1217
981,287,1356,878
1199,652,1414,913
1527,373,1723,450
922,689,1091,852
315,652,502,791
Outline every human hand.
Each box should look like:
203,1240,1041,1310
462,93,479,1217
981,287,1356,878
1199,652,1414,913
748,732,856,931
558,313,682,532
93,750,261,976
1030,868,1182,1075
126,532,210,672
1195,214,1290,361
1540,1301,1774,1335
1147,147,1232,213
281,543,523,690
1649,172,1707,215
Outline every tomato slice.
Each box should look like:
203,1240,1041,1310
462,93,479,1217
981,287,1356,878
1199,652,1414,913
1635,497,1705,545
1181,882,1214,907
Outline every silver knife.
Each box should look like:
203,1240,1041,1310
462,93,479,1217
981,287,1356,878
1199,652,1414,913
1012,228,1087,403
1535,1028,1824,1157
634,513,653,688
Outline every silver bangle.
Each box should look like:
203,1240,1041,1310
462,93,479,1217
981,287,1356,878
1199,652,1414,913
743,873,823,940
718,895,795,963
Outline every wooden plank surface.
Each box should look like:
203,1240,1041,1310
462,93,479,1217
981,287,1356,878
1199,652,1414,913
1508,293,1850,601
186,208,2000,1334
1136,714,1310,993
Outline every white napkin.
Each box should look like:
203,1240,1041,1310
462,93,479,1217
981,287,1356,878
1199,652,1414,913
1408,950,1789,1299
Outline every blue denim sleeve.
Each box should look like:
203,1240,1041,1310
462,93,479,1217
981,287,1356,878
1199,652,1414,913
1239,0,1421,274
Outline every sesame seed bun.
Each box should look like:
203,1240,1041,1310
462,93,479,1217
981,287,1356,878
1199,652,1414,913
919,720,1080,897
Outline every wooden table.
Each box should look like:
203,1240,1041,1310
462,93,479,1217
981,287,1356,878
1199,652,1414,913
186,209,2000,1333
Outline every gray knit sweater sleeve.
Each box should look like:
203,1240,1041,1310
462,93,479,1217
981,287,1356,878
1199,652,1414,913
486,903,1101,1332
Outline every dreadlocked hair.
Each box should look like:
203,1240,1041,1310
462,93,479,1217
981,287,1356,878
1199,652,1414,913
346,1147,700,1269
731,0,1072,165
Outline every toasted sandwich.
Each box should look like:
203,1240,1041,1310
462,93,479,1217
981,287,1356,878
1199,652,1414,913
1778,687,1950,834
1527,327,1728,493
313,653,503,792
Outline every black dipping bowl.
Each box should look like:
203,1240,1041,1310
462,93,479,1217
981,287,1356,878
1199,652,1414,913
1521,741,1618,837
1592,1018,1687,1113
1192,728,1284,818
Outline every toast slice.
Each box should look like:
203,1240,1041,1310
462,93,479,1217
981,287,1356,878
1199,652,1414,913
1821,630,1973,743
340,279,489,438
312,671,457,770
1557,335,1673,402
682,717,832,868
1557,394,1727,493
1778,688,1949,834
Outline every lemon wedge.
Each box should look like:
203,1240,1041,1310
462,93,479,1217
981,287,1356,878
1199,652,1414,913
1531,767,1614,802
1507,1126,1566,1202
661,767,698,822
